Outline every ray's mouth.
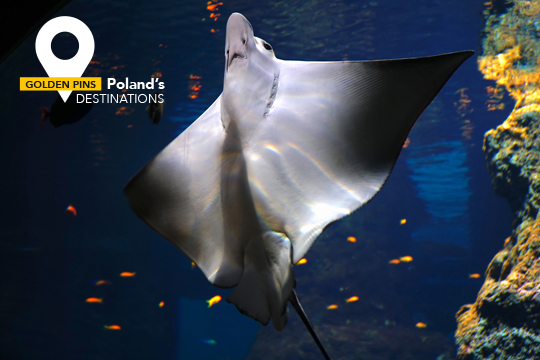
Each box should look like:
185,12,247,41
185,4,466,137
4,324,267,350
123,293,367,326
226,39,248,72
226,52,247,71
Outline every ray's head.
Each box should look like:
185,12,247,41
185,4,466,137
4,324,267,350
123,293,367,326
222,13,281,135
224,13,276,73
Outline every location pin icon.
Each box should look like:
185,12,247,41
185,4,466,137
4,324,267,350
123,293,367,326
36,16,94,102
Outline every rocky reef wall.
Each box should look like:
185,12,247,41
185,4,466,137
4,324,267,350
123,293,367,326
455,1,540,359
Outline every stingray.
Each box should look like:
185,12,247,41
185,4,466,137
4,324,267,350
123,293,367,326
125,13,473,359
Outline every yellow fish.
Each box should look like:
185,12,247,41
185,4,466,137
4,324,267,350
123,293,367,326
347,236,356,243
327,304,338,310
346,296,359,303
469,273,481,279
400,219,407,225
399,256,413,262
207,295,222,308
297,258,307,265
120,272,136,277
416,322,427,328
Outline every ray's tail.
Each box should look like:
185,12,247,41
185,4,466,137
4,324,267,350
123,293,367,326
288,289,332,360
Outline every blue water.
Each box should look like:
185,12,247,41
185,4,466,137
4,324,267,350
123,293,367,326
0,0,515,359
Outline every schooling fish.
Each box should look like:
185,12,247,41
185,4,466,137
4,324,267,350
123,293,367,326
206,295,221,308
120,272,136,277
146,91,164,125
104,325,121,330
86,297,103,303
40,92,92,128
124,12,473,360
65,204,77,216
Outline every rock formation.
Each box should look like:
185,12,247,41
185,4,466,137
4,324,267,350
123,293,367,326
456,1,540,359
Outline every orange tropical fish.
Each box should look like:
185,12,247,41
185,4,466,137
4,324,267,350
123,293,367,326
65,205,77,216
347,236,356,243
399,256,413,262
297,258,307,265
159,301,165,308
207,2,223,11
104,325,121,330
416,322,427,328
469,273,481,279
402,138,410,148
346,296,359,303
191,261,196,269
120,272,136,277
389,259,400,264
400,219,407,225
86,298,103,303
93,280,111,286
327,304,338,310
207,295,222,308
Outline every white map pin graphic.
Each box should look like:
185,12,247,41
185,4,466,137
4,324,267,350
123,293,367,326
36,16,94,102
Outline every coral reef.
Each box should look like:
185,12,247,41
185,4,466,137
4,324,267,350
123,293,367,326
456,0,540,358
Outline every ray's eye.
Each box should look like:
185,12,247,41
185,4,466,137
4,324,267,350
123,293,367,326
263,42,272,51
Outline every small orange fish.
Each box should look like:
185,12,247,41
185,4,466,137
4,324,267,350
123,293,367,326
346,296,359,303
127,124,133,128
86,298,103,303
159,301,165,308
210,29,219,33
104,325,121,330
93,280,111,286
207,2,223,11
297,258,307,265
66,205,77,216
389,259,401,264
190,75,202,79
469,273,481,279
120,272,136,277
399,256,413,262
400,219,407,225
327,304,338,310
416,322,427,328
347,236,356,243
191,262,196,269
207,295,221,308
89,60,101,65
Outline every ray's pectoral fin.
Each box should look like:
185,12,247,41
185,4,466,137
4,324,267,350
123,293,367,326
221,121,295,330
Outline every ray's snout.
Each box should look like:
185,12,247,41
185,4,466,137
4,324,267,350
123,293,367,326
225,13,252,70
